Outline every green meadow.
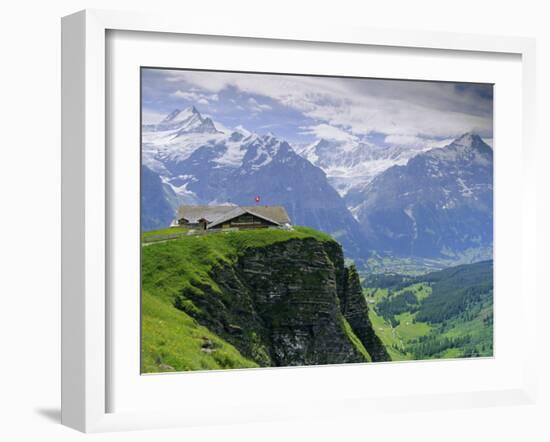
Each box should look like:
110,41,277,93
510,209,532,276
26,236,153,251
364,260,493,361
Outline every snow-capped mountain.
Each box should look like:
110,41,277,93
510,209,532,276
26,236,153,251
351,133,493,258
295,137,431,197
142,107,493,261
142,106,227,177
141,165,178,230
141,107,368,257
145,105,221,134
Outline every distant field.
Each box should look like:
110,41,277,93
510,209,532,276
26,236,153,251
363,260,493,360
364,248,493,276
367,308,409,361
365,285,432,361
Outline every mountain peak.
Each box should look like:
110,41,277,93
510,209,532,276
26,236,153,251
452,132,485,148
161,106,200,124
234,125,252,137
180,105,201,119
421,131,492,167
186,105,202,117
162,108,182,123
314,138,337,150
159,105,222,136
315,138,330,146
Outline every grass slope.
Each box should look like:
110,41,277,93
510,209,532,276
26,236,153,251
342,317,372,362
141,226,335,373
142,290,258,373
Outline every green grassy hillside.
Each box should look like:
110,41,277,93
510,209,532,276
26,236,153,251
142,226,332,304
141,226,338,373
142,290,258,372
364,260,493,360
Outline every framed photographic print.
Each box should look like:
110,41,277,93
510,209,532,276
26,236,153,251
140,67,494,372
61,9,538,432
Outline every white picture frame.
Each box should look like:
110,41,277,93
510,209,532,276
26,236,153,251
61,9,538,433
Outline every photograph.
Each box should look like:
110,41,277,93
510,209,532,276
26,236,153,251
140,68,494,373
1,0,545,438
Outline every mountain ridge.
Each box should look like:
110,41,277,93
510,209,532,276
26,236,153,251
351,133,493,258
141,106,493,262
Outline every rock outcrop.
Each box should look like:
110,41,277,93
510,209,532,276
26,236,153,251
175,237,390,366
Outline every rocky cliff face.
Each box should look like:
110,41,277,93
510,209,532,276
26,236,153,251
174,237,389,366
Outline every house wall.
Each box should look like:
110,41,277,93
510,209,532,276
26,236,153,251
209,214,277,230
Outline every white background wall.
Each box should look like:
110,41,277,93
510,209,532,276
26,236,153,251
0,1,548,441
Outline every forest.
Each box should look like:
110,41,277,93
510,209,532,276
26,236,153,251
364,260,493,360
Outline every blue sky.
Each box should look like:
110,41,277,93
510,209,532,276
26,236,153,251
141,68,493,147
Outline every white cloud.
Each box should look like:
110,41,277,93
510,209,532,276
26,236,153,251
247,97,272,112
425,138,456,149
301,124,357,143
172,90,201,101
165,71,232,92
385,134,480,150
160,70,493,140
171,89,219,106
384,134,425,147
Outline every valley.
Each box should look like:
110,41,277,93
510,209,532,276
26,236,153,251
363,260,493,361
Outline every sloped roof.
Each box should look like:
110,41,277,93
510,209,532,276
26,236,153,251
176,205,237,223
176,205,291,228
206,207,249,229
241,206,291,225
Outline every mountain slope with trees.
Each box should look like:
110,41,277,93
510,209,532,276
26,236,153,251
364,260,493,360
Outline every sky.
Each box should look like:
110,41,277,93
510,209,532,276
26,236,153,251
141,68,493,147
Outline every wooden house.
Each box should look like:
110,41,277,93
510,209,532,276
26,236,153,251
175,205,291,230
